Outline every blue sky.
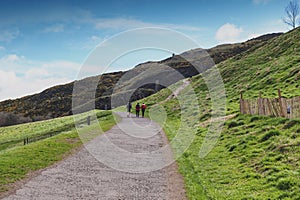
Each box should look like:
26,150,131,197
0,0,291,100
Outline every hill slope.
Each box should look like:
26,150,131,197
0,33,281,126
136,28,300,199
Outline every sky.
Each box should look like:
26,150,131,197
0,0,291,101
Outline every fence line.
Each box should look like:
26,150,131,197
240,89,300,119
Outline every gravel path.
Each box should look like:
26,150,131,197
162,79,190,103
3,112,187,200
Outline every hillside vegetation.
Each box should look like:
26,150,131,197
136,28,300,199
0,33,281,126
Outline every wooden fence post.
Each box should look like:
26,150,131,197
240,92,244,114
258,92,262,115
278,89,285,117
87,116,91,126
24,137,29,145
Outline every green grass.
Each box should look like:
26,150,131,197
140,93,300,199
134,28,300,199
0,110,117,193
173,114,300,199
0,115,76,151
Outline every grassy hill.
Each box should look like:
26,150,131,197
0,33,281,127
0,28,297,199
0,110,117,194
133,28,300,199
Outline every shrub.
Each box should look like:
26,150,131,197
283,120,299,129
199,113,211,121
277,193,291,199
240,156,247,163
229,144,237,152
250,116,259,122
277,178,295,190
196,127,206,136
228,121,238,128
227,121,244,128
0,112,32,127
260,130,280,142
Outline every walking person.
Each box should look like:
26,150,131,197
135,103,140,118
127,102,132,117
141,103,147,118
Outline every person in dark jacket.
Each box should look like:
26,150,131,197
135,103,140,118
127,102,132,117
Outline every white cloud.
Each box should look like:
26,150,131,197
0,69,71,101
43,24,64,33
0,46,5,51
40,60,81,71
25,68,51,79
247,19,288,40
94,18,202,32
95,18,149,30
83,35,104,50
253,0,271,5
0,54,82,101
215,23,244,43
0,54,80,76
0,28,20,42
3,54,22,62
91,35,101,41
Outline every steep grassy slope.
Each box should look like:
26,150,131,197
136,28,300,199
221,28,300,99
203,27,299,116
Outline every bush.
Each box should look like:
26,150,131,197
228,121,238,128
227,121,244,128
196,127,206,136
240,156,247,163
277,178,295,190
250,116,260,122
0,112,32,127
199,113,211,121
283,120,299,129
260,130,280,142
277,193,291,199
229,144,237,152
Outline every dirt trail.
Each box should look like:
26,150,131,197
198,114,237,127
160,79,190,104
3,112,186,200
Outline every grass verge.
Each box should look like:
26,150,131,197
0,110,118,194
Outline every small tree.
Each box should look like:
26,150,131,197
283,0,300,29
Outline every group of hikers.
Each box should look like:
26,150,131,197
127,102,147,118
